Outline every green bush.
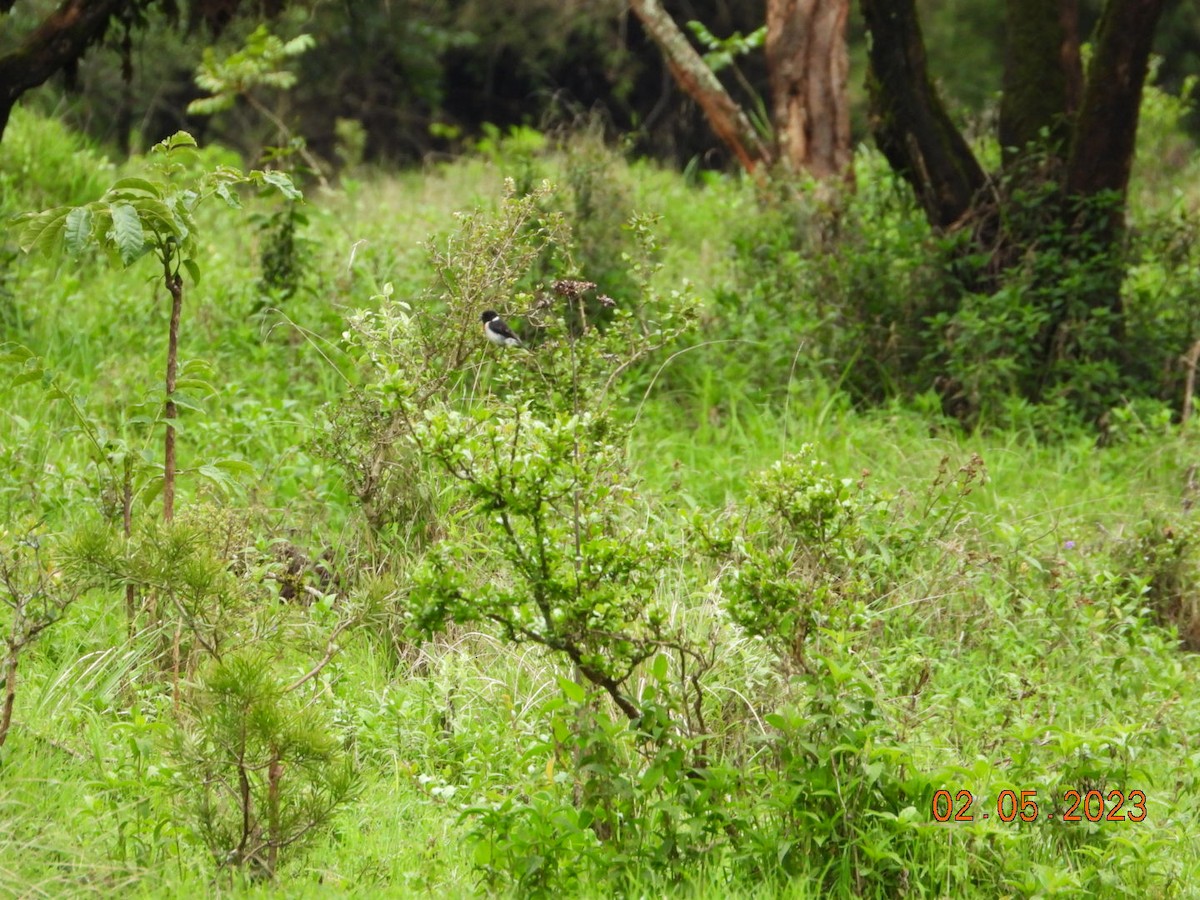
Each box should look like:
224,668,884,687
0,108,116,216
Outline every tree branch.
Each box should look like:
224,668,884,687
629,0,773,175
0,0,130,141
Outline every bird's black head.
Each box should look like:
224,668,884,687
481,310,498,323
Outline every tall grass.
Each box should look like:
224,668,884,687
2,106,1200,896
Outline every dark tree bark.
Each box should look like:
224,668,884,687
0,0,285,144
0,0,130,142
629,0,774,175
860,0,986,228
1000,0,1082,163
1065,0,1167,203
861,0,1167,418
765,0,852,180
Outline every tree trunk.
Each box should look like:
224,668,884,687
1028,0,1166,382
764,0,852,180
860,0,986,229
999,0,1082,164
1066,0,1166,204
629,0,773,175
0,0,128,141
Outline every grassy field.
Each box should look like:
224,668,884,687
2,107,1200,897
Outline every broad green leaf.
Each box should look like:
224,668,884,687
17,207,72,255
182,258,201,286
140,475,165,507
196,464,234,488
154,132,198,154
127,197,182,241
170,392,206,413
260,170,302,201
187,96,235,116
63,207,94,255
556,676,586,704
282,34,316,56
175,375,217,395
213,458,257,477
641,763,665,792
763,713,789,731
651,652,669,681
107,202,146,265
108,177,163,197
214,181,242,209
12,369,49,388
0,344,35,365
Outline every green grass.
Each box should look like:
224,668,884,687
3,106,1200,896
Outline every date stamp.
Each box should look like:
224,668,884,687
932,789,1147,823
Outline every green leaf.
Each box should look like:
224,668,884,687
154,132,198,154
63,207,94,255
17,207,72,256
182,258,201,286
108,177,163,197
140,475,165,508
641,763,665,792
214,181,242,209
260,170,302,201
556,675,586,704
170,392,206,413
282,34,316,56
0,344,36,366
107,202,146,265
187,96,235,116
651,652,669,682
12,368,49,388
196,464,235,489
213,458,257,477
129,197,184,242
764,713,789,731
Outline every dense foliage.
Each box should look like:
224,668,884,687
1,76,1199,895
7,0,1198,167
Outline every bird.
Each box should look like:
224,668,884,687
481,310,523,348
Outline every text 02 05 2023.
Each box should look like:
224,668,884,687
932,789,1147,823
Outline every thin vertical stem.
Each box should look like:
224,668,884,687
123,453,136,634
0,638,18,749
163,265,183,522
266,753,283,877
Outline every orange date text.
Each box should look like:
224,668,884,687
931,789,1146,823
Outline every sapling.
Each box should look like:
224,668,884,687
17,131,301,522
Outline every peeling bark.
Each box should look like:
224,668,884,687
765,0,852,181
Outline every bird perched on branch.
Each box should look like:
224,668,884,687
481,310,523,348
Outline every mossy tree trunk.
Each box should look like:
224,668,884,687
862,0,1167,409
999,0,1083,165
1066,0,1166,208
859,0,985,228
